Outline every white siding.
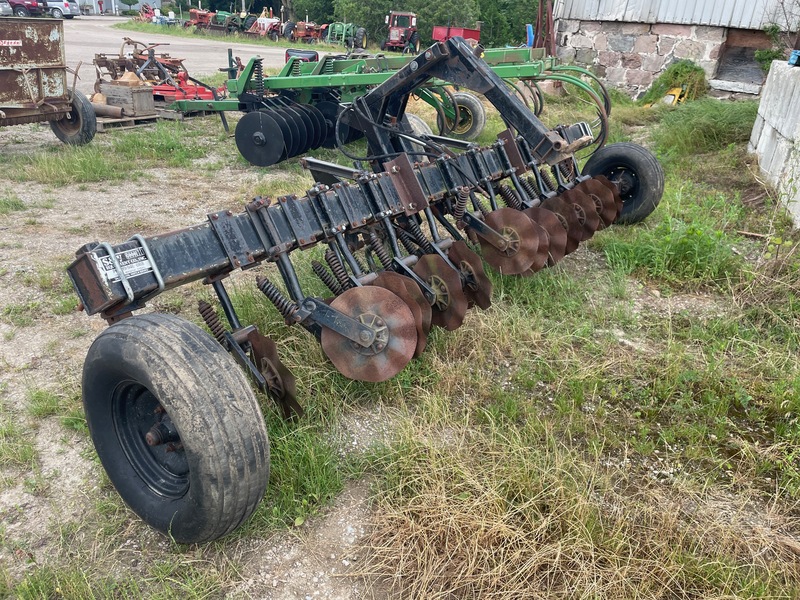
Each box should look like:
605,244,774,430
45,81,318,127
554,0,796,30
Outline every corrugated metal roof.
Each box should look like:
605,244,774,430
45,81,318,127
554,0,795,30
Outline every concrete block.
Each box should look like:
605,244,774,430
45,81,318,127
750,114,765,151
759,62,800,140
558,19,581,34
709,79,762,94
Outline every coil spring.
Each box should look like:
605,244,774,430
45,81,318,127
325,248,353,290
311,260,344,296
198,300,226,346
324,58,334,75
256,276,298,320
559,160,575,180
540,167,557,192
368,231,393,268
453,187,469,222
521,177,540,200
405,219,436,254
252,58,265,97
498,184,522,210
397,228,420,255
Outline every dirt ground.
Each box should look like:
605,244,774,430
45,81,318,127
0,122,390,599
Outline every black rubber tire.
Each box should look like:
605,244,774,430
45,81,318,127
409,30,419,53
436,92,486,140
13,6,28,15
243,15,256,31
404,113,432,137
283,21,296,39
49,89,96,146
269,30,279,42
82,313,270,544
380,39,387,51
64,14,74,18
581,142,664,225
354,27,366,50
51,7,64,18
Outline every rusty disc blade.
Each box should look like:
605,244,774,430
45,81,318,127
519,219,550,276
478,207,539,275
321,286,417,382
448,240,492,310
593,174,624,215
578,178,618,228
523,206,567,266
539,197,582,255
245,329,302,420
413,253,469,331
398,275,433,336
560,188,600,241
372,271,428,358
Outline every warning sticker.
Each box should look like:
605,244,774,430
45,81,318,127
0,40,23,47
94,247,154,284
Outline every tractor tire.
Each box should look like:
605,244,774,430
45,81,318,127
243,15,256,31
49,90,96,146
380,39,388,51
436,92,486,140
581,142,664,225
269,30,279,42
13,6,28,15
354,27,367,50
404,113,432,137
407,31,419,53
82,313,270,544
283,21,296,39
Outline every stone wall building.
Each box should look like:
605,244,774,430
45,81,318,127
553,0,797,98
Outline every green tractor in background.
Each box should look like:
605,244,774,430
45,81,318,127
326,22,367,50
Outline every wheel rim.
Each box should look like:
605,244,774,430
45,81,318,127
53,100,84,137
605,166,640,206
446,106,474,135
112,381,189,499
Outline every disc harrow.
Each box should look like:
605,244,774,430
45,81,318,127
67,38,664,544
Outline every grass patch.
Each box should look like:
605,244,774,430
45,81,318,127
0,419,36,470
0,193,25,214
652,99,759,158
8,145,125,186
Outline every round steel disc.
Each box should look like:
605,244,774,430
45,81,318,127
593,174,624,215
271,108,300,158
540,196,582,255
523,206,568,266
578,178,619,228
413,254,469,331
320,286,417,382
478,207,539,275
519,219,550,276
234,111,285,167
448,240,492,309
316,100,357,148
398,274,433,336
296,103,326,149
560,188,600,241
281,106,309,156
372,272,428,358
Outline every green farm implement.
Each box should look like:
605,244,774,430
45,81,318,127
165,43,611,167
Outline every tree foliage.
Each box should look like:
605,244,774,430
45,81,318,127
202,0,538,46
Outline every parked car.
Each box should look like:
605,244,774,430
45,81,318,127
43,0,80,18
0,0,13,16
8,0,44,16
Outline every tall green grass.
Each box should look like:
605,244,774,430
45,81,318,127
652,99,759,157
